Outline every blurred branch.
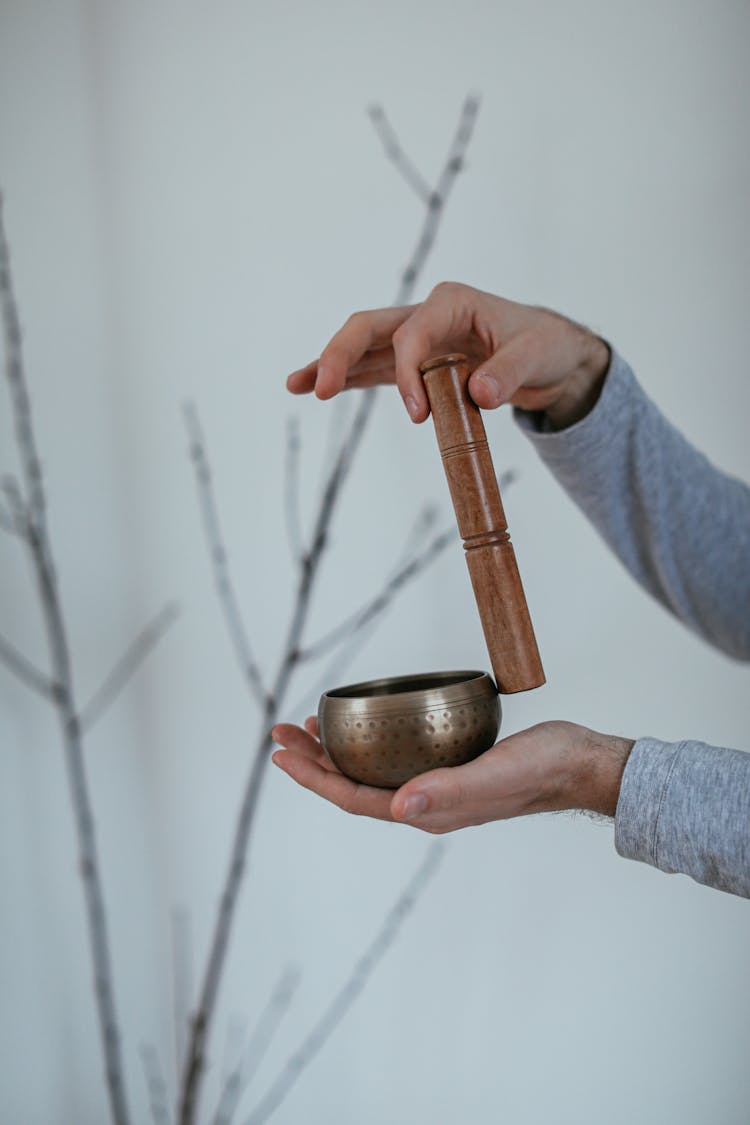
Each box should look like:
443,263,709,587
171,906,193,1084
139,1044,172,1125
300,525,455,662
284,417,304,562
79,602,181,733
286,505,442,718
0,191,131,1124
179,388,375,1125
367,104,432,204
394,93,481,305
298,476,516,669
0,630,58,700
244,842,446,1125
393,503,439,570
1,475,28,539
184,402,270,711
212,966,300,1125
0,503,21,537
178,96,480,1125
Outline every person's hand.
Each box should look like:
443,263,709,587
286,282,611,431
271,716,634,832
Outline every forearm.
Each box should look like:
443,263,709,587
515,351,750,659
615,738,750,898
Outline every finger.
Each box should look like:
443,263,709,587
303,714,319,738
287,360,318,395
272,749,395,820
272,722,330,768
390,752,503,832
390,765,463,826
392,285,472,422
315,306,414,400
287,356,398,396
467,331,542,410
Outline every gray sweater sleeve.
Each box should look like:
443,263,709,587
515,351,750,898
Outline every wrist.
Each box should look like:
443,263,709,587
545,333,610,431
577,728,635,817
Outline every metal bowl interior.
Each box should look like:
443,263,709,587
318,670,500,789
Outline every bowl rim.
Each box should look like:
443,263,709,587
319,669,498,716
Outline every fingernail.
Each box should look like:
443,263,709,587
405,395,419,420
475,371,502,405
402,793,428,820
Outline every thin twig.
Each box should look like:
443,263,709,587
300,525,455,662
177,97,480,1125
0,630,58,700
243,843,446,1125
393,504,439,571
79,602,181,733
183,402,269,711
171,906,193,1082
0,504,19,536
1,475,28,539
367,104,432,204
178,389,376,1125
393,94,481,306
318,395,353,501
139,1044,172,1125
213,967,301,1125
0,191,131,1124
219,1014,246,1086
287,505,445,718
0,218,45,529
284,418,305,562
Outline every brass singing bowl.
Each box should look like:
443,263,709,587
318,670,501,789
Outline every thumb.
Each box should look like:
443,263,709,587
468,332,539,410
391,765,468,824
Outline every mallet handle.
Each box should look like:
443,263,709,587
421,353,545,694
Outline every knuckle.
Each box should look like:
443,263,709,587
430,280,461,299
391,322,415,359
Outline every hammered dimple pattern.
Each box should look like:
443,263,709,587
320,695,500,789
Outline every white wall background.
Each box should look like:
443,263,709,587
1,1,749,1122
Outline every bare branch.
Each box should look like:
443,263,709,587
0,203,45,527
2,471,31,546
300,525,455,662
178,393,376,1125
1,190,131,1124
178,96,482,1125
284,417,304,562
213,966,300,1125
79,602,181,733
0,630,58,701
0,504,20,537
139,1044,172,1125
393,503,439,570
171,906,193,1082
184,402,270,711
394,93,481,306
243,843,446,1125
367,104,432,204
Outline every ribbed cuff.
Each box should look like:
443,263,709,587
614,737,682,868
